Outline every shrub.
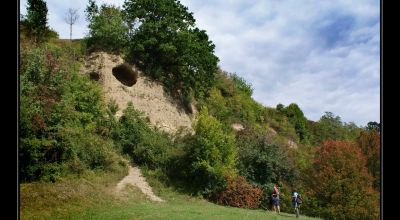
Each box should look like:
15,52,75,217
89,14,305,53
215,176,263,209
202,78,264,127
231,73,253,97
204,88,231,122
185,108,237,196
114,102,172,169
263,107,299,142
19,44,123,182
214,70,236,97
115,102,151,156
132,131,171,169
61,127,119,171
236,127,298,188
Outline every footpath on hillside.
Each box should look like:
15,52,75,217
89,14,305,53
116,166,164,202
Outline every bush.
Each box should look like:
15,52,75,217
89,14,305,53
132,131,171,169
202,75,265,127
115,102,151,155
185,108,237,196
236,127,298,188
61,128,119,171
114,102,172,169
204,88,231,122
214,176,263,209
214,70,236,97
263,107,299,142
231,73,253,97
19,44,123,182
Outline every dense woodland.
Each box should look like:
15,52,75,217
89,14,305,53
20,0,380,219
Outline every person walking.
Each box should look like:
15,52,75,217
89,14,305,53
293,191,303,218
271,184,280,214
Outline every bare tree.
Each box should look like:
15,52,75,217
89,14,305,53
65,8,79,41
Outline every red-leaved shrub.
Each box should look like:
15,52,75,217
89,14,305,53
215,176,263,209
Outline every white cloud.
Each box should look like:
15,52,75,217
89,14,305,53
181,0,380,126
20,0,380,126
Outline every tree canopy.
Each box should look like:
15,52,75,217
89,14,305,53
25,0,49,42
122,0,219,99
304,140,379,220
85,2,128,53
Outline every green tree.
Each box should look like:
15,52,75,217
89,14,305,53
186,108,237,196
276,103,284,111
308,112,361,145
85,0,99,22
283,103,308,141
85,3,128,53
235,127,299,211
264,107,298,141
309,112,344,145
26,0,48,43
122,0,219,98
366,121,380,133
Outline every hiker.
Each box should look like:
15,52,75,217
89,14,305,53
271,192,280,214
270,183,280,213
293,191,303,218
293,191,298,208
297,194,303,209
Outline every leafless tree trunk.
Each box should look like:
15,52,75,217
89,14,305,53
65,8,79,41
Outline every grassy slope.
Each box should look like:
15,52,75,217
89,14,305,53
20,168,320,220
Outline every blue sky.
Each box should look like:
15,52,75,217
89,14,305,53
20,0,380,126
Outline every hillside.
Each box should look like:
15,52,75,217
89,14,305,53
20,0,380,219
20,40,378,219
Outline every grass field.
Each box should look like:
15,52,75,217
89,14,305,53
20,168,321,220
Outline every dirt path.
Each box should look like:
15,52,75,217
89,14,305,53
115,166,164,202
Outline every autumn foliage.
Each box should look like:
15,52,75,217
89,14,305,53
215,176,263,209
304,140,379,220
357,130,380,189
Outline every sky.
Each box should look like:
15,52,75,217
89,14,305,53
20,0,380,126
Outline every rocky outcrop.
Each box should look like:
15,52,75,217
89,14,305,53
81,52,193,133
